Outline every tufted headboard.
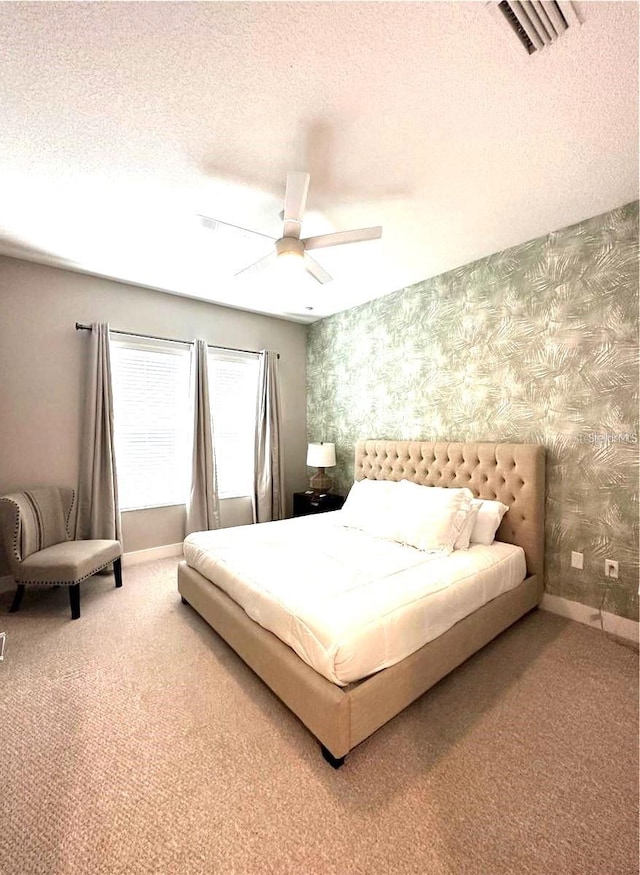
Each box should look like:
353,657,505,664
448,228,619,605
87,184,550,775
354,440,545,581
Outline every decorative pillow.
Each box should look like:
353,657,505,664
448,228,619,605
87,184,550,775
453,499,481,550
470,499,509,545
394,480,474,554
340,479,403,540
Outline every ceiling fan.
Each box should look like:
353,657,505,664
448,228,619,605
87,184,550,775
201,171,382,284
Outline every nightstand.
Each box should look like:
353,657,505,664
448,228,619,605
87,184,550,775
293,491,345,517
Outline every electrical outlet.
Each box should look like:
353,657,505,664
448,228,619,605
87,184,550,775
571,551,583,570
604,559,619,579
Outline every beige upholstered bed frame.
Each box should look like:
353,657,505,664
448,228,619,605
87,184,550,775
178,440,545,766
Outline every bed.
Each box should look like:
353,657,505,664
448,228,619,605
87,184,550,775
177,440,545,766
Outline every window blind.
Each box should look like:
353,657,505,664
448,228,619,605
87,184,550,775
110,340,191,511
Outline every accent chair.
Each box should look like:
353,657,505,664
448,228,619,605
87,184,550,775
0,487,122,620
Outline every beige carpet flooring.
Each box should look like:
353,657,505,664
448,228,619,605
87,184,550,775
0,558,637,875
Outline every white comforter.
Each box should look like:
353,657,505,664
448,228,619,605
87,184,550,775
183,512,527,686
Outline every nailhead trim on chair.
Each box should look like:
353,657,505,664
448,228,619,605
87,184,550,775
16,557,120,587
1,496,24,565
64,489,76,540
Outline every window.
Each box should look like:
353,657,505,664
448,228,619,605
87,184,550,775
110,339,191,510
208,350,260,499
110,339,260,510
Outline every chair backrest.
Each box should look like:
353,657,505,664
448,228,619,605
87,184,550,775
0,488,75,572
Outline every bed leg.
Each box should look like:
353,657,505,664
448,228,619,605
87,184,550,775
320,744,345,769
181,596,189,606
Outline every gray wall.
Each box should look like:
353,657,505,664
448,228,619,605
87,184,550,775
0,256,308,569
307,202,639,622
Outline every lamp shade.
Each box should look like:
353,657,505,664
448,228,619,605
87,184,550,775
306,442,336,468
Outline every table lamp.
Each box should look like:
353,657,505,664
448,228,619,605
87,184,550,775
306,442,336,493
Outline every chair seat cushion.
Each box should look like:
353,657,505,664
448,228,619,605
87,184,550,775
17,540,122,585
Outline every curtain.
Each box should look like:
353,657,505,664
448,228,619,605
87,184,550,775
253,350,285,523
186,339,221,535
76,322,122,542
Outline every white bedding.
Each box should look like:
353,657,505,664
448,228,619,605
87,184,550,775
183,512,527,686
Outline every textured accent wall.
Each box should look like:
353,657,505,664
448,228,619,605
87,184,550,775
307,202,639,621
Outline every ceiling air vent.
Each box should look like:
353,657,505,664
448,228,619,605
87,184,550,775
491,1,582,54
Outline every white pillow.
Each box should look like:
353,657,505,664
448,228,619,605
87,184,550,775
395,480,473,554
470,499,509,545
340,479,402,540
453,499,481,550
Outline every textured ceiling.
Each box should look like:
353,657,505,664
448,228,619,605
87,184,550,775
0,1,637,322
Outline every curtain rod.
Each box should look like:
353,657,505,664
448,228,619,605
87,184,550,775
74,323,278,358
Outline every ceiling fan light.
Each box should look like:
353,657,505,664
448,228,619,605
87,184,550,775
275,236,305,258
274,236,306,282
276,249,305,284
277,248,304,262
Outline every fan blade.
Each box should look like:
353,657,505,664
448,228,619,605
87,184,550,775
303,254,332,284
199,215,276,241
283,171,310,239
234,251,277,279
303,226,382,251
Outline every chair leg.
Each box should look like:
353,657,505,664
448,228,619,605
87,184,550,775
9,584,25,613
113,557,123,588
68,584,81,620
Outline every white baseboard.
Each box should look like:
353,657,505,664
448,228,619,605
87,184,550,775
122,543,183,567
541,593,639,644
